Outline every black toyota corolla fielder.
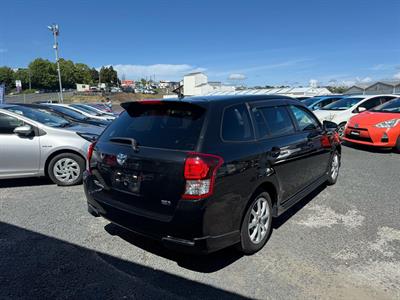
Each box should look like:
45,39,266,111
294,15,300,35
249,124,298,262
84,95,341,254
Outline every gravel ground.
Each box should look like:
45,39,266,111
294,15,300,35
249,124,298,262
0,145,399,299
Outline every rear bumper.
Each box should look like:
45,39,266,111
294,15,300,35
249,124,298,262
84,173,239,254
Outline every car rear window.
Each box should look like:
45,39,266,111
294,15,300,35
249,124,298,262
99,101,206,150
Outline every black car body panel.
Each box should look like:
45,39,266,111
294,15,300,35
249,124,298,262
84,96,340,253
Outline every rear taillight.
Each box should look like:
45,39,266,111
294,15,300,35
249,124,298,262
182,153,223,200
87,142,96,172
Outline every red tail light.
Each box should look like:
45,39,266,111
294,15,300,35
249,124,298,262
87,142,96,172
182,153,223,200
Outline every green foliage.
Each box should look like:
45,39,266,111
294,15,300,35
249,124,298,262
99,66,119,85
327,86,348,94
29,58,58,90
0,66,15,90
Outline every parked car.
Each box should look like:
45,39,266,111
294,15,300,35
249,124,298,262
302,95,345,111
71,103,115,117
84,96,341,254
313,94,397,137
343,97,400,151
69,103,116,120
86,103,113,113
0,104,102,186
47,103,114,122
12,103,110,128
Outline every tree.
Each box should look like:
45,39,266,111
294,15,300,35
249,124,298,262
0,66,15,90
99,66,119,85
74,63,92,84
90,68,99,84
59,59,76,89
14,68,31,90
29,58,58,90
327,86,348,94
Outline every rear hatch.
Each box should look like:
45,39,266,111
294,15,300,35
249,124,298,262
90,100,208,217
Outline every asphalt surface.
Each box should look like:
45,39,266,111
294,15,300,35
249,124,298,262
0,145,399,299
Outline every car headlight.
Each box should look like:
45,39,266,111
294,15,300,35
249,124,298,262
77,132,98,142
375,119,400,128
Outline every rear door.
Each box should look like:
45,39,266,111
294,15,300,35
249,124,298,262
0,112,40,177
250,102,315,201
90,101,207,217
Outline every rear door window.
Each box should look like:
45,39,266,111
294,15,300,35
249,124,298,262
99,102,206,150
257,106,296,137
221,104,254,141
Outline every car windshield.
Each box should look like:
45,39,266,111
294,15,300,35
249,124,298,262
321,97,364,110
303,97,322,106
48,105,87,120
371,98,400,113
5,106,70,127
71,104,102,116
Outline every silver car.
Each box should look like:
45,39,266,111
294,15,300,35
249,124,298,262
0,105,102,186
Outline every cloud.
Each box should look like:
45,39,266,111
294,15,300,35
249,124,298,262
108,64,206,80
228,73,246,80
359,76,373,83
370,64,387,71
0,48,7,53
394,72,400,80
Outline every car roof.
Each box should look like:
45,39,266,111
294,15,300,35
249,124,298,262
140,95,297,106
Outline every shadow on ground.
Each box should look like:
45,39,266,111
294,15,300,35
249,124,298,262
0,177,53,188
104,223,243,273
0,221,248,299
342,141,396,154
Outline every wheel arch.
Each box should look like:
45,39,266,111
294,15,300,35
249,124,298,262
44,149,86,178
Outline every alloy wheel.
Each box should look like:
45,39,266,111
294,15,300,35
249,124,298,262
248,197,270,244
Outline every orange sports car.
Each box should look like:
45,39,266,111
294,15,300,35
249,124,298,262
343,97,400,151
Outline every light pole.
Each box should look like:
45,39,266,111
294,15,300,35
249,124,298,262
48,24,63,103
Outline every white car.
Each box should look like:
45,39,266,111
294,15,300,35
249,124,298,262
47,104,115,121
71,103,115,117
313,94,397,137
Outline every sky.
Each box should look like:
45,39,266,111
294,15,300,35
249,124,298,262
1,0,400,86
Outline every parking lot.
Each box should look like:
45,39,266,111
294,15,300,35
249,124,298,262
0,145,399,299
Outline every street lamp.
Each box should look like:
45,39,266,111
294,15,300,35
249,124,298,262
48,24,63,103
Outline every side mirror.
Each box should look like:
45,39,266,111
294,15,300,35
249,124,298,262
358,106,367,113
323,120,338,131
14,125,33,136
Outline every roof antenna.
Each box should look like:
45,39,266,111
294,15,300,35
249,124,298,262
172,85,184,100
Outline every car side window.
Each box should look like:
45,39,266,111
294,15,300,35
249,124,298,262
360,97,382,110
289,105,320,131
381,96,395,104
0,113,24,134
251,107,269,139
257,106,296,137
221,104,254,141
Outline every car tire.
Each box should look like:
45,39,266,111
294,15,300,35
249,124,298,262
337,122,346,140
48,153,85,186
395,136,400,153
326,150,340,185
237,192,273,255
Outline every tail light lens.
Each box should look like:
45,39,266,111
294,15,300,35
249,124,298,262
87,142,96,172
183,153,223,200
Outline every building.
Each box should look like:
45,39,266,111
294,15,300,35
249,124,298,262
76,83,90,92
345,81,400,95
183,72,235,96
121,80,135,88
159,80,179,89
205,86,331,97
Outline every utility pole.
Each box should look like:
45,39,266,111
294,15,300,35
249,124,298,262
28,68,32,90
48,24,63,103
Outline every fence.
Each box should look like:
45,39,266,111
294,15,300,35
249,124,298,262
4,92,74,104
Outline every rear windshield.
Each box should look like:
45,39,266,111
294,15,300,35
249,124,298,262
99,102,206,150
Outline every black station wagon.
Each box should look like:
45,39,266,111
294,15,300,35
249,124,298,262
84,95,341,254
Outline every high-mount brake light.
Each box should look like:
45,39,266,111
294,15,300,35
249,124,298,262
182,153,223,200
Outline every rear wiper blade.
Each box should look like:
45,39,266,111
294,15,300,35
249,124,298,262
109,137,140,152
